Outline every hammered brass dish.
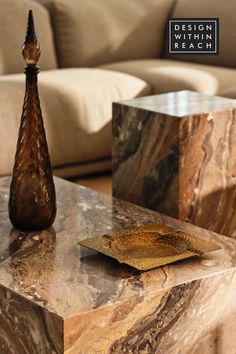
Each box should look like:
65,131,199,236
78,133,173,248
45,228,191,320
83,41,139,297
78,224,220,270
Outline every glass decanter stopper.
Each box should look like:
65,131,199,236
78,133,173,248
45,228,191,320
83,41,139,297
9,10,56,231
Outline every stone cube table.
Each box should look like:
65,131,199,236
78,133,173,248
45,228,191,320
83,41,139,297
1,177,236,353
112,90,236,238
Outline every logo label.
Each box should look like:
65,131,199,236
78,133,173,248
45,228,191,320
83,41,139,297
168,19,219,54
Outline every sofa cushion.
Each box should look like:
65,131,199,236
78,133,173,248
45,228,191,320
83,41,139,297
164,0,236,69
220,88,236,99
0,0,57,75
54,159,111,179
38,0,174,68
101,59,236,96
0,68,150,177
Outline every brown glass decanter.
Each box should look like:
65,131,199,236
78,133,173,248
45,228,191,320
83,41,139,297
9,10,56,231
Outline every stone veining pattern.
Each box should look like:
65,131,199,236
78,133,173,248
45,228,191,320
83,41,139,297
0,176,236,353
112,91,236,238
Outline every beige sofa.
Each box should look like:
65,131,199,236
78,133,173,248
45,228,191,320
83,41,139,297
0,0,235,178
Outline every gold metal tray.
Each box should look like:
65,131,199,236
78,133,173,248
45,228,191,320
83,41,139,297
79,224,220,270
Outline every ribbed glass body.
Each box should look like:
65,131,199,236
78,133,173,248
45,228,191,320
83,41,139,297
9,65,56,231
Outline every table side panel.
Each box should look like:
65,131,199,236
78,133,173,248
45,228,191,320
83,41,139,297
179,108,236,237
0,284,63,354
112,102,180,218
64,268,236,354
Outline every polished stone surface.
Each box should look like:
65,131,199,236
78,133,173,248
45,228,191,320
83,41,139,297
1,177,236,353
113,90,236,238
119,90,236,116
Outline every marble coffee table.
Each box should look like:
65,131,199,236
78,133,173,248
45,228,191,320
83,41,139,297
0,177,236,353
112,90,236,238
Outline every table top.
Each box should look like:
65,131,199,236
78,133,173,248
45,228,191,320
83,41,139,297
0,176,235,320
117,90,236,117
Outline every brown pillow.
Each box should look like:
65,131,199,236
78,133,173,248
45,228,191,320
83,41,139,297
0,0,57,74
42,0,174,68
165,0,236,69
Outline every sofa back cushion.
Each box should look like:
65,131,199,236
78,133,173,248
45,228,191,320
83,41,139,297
165,0,236,69
38,0,174,68
0,0,57,75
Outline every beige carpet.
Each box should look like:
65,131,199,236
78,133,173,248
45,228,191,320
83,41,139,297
74,173,112,195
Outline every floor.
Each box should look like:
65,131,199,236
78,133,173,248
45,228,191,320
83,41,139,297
73,173,112,195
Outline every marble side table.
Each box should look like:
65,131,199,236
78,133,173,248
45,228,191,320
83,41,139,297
112,90,236,238
1,177,236,353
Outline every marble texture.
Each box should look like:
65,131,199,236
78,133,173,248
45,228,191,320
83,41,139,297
112,90,236,238
0,177,236,352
